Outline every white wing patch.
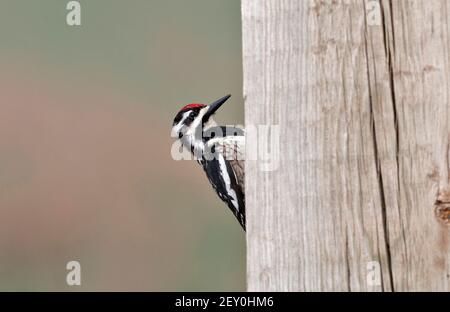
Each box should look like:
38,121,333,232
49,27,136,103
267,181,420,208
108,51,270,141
218,153,239,212
206,135,245,195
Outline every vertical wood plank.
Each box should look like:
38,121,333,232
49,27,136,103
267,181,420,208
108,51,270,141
379,0,450,291
243,0,450,291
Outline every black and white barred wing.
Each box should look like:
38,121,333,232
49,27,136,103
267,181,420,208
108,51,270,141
204,136,245,230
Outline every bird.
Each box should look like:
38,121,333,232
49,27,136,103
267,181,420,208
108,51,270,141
171,95,245,231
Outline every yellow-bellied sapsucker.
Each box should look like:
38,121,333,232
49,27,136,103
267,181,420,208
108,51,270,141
171,95,245,230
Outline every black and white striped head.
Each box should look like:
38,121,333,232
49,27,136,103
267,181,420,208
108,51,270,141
171,95,231,150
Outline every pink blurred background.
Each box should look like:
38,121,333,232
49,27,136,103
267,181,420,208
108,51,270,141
0,0,245,290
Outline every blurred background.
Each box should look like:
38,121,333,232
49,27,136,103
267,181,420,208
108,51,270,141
0,0,245,291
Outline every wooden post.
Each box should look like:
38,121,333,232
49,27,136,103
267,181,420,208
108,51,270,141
243,0,450,291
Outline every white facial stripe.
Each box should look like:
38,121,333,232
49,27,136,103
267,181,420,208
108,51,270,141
171,111,191,137
180,111,191,125
172,107,217,155
183,107,208,152
187,107,207,134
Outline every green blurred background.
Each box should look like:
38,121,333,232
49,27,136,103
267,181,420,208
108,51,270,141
0,0,245,291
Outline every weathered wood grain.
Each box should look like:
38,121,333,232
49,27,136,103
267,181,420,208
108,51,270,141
243,0,450,291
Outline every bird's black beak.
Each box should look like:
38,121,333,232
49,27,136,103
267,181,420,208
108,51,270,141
202,94,231,122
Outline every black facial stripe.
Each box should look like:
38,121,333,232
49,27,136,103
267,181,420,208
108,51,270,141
172,107,202,126
172,111,185,126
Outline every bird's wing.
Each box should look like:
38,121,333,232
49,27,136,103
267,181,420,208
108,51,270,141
204,135,245,229
222,137,245,197
207,135,245,195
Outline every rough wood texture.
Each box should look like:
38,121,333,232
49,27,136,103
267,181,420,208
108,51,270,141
243,0,450,291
